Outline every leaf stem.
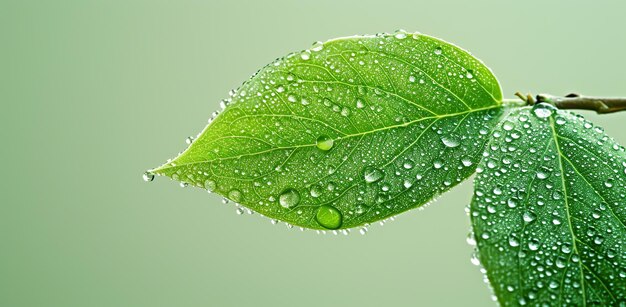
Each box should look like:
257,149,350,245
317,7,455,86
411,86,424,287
536,93,626,114
504,92,626,114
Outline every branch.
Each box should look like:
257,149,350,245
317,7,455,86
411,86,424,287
535,93,626,114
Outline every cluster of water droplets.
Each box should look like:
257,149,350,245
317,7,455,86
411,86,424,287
469,104,626,304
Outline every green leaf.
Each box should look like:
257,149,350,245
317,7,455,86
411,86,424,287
152,32,504,230
471,104,626,305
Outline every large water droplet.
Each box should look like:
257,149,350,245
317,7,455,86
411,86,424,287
532,103,557,118
441,136,460,148
523,211,536,223
204,179,216,192
142,172,155,182
311,41,324,52
228,189,242,202
363,166,384,183
316,135,334,151
279,188,301,208
310,185,322,198
315,205,343,229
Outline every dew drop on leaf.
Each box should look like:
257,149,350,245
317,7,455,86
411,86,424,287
441,136,460,148
204,179,216,192
309,185,322,198
363,166,384,183
142,171,155,182
228,189,242,202
279,188,301,208
315,205,343,229
531,103,556,118
316,135,334,151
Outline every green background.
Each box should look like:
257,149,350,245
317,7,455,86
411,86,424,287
2,1,625,306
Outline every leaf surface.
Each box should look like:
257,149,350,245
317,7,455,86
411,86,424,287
153,32,503,229
471,104,626,305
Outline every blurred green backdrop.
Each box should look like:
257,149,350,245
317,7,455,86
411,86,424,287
2,1,625,306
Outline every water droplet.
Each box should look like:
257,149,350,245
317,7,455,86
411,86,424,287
356,99,365,109
441,136,460,148
470,252,480,266
394,29,407,39
403,180,413,189
300,51,311,60
359,227,368,235
310,185,322,198
228,189,242,202
528,239,540,251
409,75,416,83
204,179,216,192
536,170,548,180
523,211,536,223
466,71,473,79
509,236,520,247
142,172,155,182
532,103,556,118
279,188,301,208
363,166,384,183
433,160,444,169
466,232,476,246
461,156,473,167
555,116,566,125
315,205,343,229
434,47,442,55
311,41,324,52
185,136,194,144
316,135,334,151
340,107,351,117
604,178,614,188
502,120,514,131
403,160,414,169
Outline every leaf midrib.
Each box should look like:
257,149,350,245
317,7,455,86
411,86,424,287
153,104,500,173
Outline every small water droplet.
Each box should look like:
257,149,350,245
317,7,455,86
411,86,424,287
311,41,324,52
228,189,242,202
604,178,614,188
528,239,540,251
310,185,322,198
441,136,460,148
279,188,301,208
470,252,480,266
300,51,311,60
509,236,520,247
433,160,444,169
363,166,384,183
204,179,216,192
315,205,343,229
523,211,536,223
409,75,416,83
185,136,194,144
532,103,556,118
394,29,407,39
316,135,334,151
434,47,442,55
142,172,155,182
